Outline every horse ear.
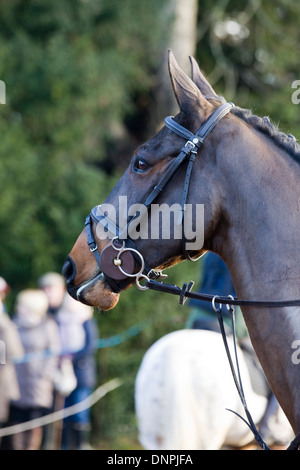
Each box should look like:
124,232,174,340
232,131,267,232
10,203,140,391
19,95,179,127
168,49,206,114
189,55,218,99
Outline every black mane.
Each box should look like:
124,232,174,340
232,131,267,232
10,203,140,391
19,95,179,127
231,105,300,161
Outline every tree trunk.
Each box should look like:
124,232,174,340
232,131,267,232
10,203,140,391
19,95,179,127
150,0,199,131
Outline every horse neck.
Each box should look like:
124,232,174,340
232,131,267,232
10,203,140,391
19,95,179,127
212,119,300,302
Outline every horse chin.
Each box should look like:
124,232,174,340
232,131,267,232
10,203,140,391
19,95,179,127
70,274,120,311
82,282,120,311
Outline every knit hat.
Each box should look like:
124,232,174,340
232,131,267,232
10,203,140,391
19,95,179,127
38,272,65,288
15,289,49,320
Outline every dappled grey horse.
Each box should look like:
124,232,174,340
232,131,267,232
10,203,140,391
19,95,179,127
135,329,292,450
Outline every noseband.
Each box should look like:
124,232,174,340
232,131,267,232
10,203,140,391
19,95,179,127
84,102,234,294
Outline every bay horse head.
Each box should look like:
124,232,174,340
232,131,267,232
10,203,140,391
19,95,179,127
63,50,233,310
63,50,300,441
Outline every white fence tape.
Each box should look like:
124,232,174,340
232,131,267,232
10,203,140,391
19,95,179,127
0,378,122,437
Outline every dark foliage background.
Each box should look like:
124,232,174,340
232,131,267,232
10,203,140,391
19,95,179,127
0,0,299,448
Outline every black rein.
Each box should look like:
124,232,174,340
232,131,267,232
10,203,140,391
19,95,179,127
145,278,300,450
145,278,300,309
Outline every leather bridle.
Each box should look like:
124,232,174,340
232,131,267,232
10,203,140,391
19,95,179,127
81,100,300,450
83,102,234,294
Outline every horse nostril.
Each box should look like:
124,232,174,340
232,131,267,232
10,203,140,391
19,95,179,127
62,256,76,284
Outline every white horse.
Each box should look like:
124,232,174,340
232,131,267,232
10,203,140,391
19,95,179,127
135,329,293,450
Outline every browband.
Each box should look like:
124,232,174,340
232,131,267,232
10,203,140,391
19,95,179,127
164,102,234,143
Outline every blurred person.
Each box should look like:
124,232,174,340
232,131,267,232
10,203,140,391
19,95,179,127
10,289,61,450
56,294,98,450
0,277,10,313
0,298,24,445
38,272,67,448
38,272,66,316
38,272,79,447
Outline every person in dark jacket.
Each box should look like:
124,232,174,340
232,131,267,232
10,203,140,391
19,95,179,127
56,294,98,450
186,252,243,335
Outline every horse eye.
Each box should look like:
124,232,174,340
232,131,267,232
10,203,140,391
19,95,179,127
134,158,149,172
